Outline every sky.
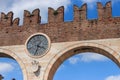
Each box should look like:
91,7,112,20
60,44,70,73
0,0,120,80
0,0,120,24
0,58,23,80
54,52,120,80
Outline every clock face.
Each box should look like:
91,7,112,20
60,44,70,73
26,33,50,57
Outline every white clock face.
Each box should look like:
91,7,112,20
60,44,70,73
26,33,49,57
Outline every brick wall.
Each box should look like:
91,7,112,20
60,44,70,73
0,1,120,46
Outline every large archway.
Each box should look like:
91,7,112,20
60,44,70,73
44,42,120,80
0,48,28,80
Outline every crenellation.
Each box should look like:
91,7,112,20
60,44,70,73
7,12,13,26
32,9,41,24
0,1,120,46
23,9,41,25
74,3,87,22
97,2,103,9
97,1,112,21
74,5,79,11
74,5,80,22
56,6,64,22
105,1,111,8
97,2,104,20
0,12,7,24
13,18,20,26
81,3,87,10
48,7,55,23
0,12,13,26
23,10,31,25
79,3,87,21
1,12,6,19
7,11,13,18
104,1,112,19
48,6,64,23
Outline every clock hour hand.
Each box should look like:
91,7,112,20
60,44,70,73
37,45,46,50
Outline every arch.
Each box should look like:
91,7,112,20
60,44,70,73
0,48,28,80
43,42,120,80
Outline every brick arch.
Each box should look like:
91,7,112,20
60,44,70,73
43,42,120,80
0,48,28,80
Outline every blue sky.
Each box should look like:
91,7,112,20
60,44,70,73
0,0,120,23
54,52,120,80
0,58,23,80
0,0,120,80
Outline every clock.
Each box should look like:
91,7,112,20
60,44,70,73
26,33,50,57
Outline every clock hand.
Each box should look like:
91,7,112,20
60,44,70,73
37,40,42,46
34,47,38,55
37,45,46,50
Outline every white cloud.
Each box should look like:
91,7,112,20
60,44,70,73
68,57,79,64
0,0,120,24
0,0,71,24
0,62,14,73
68,52,108,64
79,52,108,62
105,75,120,80
81,0,97,3
57,64,65,71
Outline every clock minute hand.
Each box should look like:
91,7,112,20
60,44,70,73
34,47,38,55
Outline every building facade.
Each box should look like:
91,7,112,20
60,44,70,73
0,1,120,80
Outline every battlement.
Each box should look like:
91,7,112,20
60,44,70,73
0,1,120,46
23,9,41,25
74,3,87,22
48,6,64,23
0,11,20,26
97,1,112,20
0,1,113,26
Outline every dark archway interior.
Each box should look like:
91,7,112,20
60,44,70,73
0,53,14,59
47,46,120,80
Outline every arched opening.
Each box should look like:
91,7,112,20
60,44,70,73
53,52,120,80
0,49,27,80
0,58,23,80
44,42,120,80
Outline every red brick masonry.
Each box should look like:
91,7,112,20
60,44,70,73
0,1,120,46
